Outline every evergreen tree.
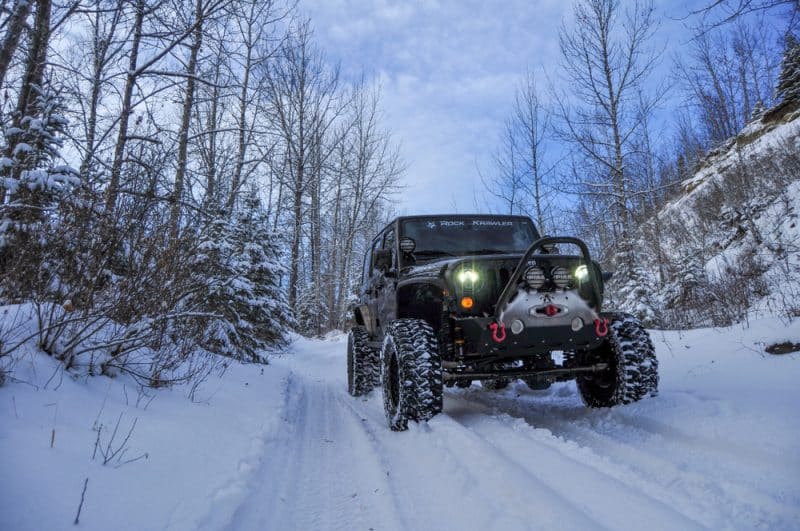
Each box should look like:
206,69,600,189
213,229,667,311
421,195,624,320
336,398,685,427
0,83,78,240
188,194,292,362
777,34,800,104
0,83,79,298
612,238,659,327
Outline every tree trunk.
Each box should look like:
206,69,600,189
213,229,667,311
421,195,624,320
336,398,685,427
3,0,52,208
310,140,322,335
0,0,33,90
288,156,303,310
226,26,252,212
79,1,121,179
106,0,144,215
170,0,204,240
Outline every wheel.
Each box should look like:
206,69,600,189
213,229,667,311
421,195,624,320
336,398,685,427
454,379,472,388
381,319,443,431
347,326,379,397
481,378,510,391
576,313,659,407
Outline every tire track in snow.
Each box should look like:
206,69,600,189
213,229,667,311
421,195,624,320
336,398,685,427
448,387,799,530
444,396,709,530
259,336,800,531
433,399,705,531
193,372,299,531
284,353,600,531
226,374,405,531
332,380,533,530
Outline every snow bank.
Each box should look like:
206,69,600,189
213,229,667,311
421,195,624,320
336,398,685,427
2,319,799,530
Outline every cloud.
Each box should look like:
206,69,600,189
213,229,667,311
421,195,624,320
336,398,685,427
299,0,571,214
300,0,695,215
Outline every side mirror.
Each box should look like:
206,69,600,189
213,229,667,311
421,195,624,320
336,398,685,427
373,249,393,273
602,271,614,282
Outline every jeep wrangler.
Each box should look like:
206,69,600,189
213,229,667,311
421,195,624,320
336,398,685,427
347,215,658,431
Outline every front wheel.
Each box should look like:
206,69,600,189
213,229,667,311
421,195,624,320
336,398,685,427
576,313,659,407
381,319,443,431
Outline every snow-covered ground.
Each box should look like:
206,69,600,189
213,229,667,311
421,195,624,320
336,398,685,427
2,319,800,531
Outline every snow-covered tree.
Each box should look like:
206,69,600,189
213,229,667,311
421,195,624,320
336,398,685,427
0,84,78,239
188,194,292,362
0,83,79,299
777,34,800,104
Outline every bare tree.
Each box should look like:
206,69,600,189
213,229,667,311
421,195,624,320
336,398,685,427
481,119,523,215
265,21,345,317
225,0,287,211
675,17,781,145
327,81,402,329
482,71,554,232
70,0,128,180
691,0,799,33
556,0,663,256
105,0,227,216
169,0,232,239
513,72,553,233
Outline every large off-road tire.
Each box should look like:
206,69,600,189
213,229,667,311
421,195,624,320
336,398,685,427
381,319,443,431
576,313,659,407
347,326,380,397
481,378,510,391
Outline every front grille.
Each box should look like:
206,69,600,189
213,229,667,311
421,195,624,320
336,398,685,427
456,263,519,315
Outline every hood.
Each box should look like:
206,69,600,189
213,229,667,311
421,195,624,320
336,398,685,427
400,254,525,282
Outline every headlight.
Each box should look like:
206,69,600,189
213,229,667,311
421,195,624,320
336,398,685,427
524,266,546,289
574,265,589,281
551,266,570,288
456,269,480,287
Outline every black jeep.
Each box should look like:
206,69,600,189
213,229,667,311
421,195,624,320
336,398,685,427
347,215,658,431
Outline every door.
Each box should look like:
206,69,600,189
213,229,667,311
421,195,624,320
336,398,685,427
375,227,397,333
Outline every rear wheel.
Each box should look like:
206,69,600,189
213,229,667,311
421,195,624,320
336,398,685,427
576,313,659,407
381,319,443,431
347,326,379,397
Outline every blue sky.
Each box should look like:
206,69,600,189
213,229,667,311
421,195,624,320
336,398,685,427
298,0,716,215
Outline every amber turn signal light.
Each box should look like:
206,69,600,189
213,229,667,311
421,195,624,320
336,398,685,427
460,296,474,309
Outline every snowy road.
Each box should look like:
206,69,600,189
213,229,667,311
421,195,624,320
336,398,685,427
3,320,800,531
206,323,800,531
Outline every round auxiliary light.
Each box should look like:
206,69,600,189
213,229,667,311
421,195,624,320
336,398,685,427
399,237,416,253
524,266,546,289
511,319,525,335
460,296,474,309
551,266,571,288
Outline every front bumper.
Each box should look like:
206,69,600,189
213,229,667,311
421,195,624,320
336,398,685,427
456,316,604,356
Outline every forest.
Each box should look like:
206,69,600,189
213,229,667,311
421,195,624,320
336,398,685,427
0,0,403,385
0,0,798,387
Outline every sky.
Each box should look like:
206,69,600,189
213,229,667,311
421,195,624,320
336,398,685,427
296,0,756,216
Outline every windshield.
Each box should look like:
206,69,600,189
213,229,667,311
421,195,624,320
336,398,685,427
400,217,538,261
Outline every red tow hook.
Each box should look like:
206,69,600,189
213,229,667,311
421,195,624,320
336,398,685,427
594,318,609,337
490,322,507,343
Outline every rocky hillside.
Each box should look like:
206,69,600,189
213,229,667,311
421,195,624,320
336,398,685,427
612,101,800,328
